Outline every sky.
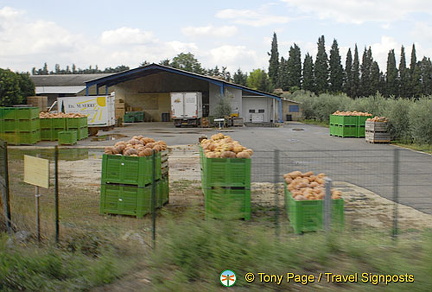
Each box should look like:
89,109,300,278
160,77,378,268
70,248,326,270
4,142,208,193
1,0,432,75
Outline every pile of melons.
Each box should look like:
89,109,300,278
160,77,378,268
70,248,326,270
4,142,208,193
332,111,372,116
104,136,167,157
39,112,87,118
200,133,253,159
367,116,388,122
283,171,342,201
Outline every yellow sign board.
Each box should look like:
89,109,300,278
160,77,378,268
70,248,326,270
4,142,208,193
24,155,50,188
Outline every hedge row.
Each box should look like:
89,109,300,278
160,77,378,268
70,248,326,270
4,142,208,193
287,91,432,144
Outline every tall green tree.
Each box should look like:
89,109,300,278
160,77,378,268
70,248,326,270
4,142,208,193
0,69,25,106
170,52,204,74
246,69,271,92
370,61,383,95
398,46,410,98
343,48,353,97
352,45,361,98
268,32,280,88
302,53,315,92
314,35,329,94
233,68,248,86
286,44,302,91
17,73,35,98
419,57,432,96
360,47,373,96
409,44,421,98
278,57,289,91
386,49,399,97
329,39,343,93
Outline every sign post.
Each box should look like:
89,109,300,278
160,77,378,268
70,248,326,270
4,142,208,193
24,155,49,242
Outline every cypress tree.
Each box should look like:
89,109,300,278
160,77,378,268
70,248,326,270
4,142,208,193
410,44,421,98
352,45,361,98
315,35,329,94
344,48,353,97
370,61,382,95
278,57,289,91
386,49,399,97
399,46,410,98
302,53,315,92
329,39,343,93
287,44,302,91
360,47,373,97
268,32,280,88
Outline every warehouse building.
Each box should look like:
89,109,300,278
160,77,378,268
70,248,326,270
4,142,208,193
32,64,302,124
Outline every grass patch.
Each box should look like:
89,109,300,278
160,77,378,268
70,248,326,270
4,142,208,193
392,142,432,154
0,233,140,291
149,215,432,291
299,119,330,127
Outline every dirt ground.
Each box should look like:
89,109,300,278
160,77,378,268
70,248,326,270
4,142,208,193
58,144,432,232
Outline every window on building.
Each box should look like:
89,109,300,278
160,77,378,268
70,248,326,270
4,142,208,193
249,109,255,113
289,105,299,112
258,109,265,113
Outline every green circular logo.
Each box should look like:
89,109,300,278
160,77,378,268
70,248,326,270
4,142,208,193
220,270,236,287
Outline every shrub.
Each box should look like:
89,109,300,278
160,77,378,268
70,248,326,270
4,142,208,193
409,98,432,144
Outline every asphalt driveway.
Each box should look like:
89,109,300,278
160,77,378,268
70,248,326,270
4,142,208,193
60,121,432,215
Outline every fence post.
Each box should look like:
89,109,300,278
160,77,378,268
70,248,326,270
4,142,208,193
392,148,400,241
151,150,157,249
1,141,12,233
324,177,332,232
54,146,59,244
273,149,280,239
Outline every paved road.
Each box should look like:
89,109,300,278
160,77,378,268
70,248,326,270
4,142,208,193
36,122,432,214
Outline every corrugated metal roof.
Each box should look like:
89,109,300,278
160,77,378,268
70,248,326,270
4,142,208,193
35,86,86,94
30,74,113,87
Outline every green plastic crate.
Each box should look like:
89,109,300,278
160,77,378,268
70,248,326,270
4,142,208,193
329,115,357,126
357,125,365,138
77,126,88,140
100,183,153,218
40,118,53,129
0,120,17,132
101,153,162,187
133,111,144,122
66,117,87,129
58,130,77,145
357,116,370,127
0,107,39,120
333,125,357,138
17,119,40,132
52,118,67,129
156,177,169,207
0,130,40,145
285,186,344,234
201,157,251,188
204,187,251,220
123,113,135,123
41,129,55,141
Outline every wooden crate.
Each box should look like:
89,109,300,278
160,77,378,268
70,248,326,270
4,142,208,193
365,120,388,132
365,131,391,143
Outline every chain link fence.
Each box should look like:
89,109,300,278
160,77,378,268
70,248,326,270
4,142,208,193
2,144,432,246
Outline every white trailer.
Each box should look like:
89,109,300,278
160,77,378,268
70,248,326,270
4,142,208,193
170,92,202,127
57,95,115,135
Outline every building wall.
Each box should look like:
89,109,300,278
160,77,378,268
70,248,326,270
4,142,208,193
208,84,243,118
242,97,274,123
282,100,302,121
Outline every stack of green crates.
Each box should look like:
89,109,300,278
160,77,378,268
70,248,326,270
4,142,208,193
0,107,40,145
40,117,88,141
199,147,251,220
123,111,144,123
123,112,135,123
329,114,370,138
284,183,344,234
66,117,88,140
100,151,169,218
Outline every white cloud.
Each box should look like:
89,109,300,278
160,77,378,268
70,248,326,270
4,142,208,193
207,45,265,72
216,8,290,27
182,25,238,38
100,27,155,45
282,0,432,24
